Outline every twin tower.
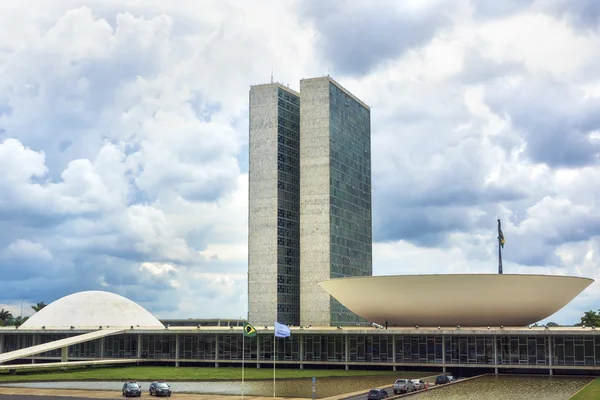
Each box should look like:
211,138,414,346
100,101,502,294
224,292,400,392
248,76,373,327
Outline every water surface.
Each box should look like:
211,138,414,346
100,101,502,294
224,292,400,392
0,375,399,398
416,375,591,400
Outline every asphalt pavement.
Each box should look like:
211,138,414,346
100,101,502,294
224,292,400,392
342,385,394,400
341,385,435,400
0,396,121,400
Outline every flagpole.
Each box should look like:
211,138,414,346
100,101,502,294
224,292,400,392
242,331,245,399
273,328,276,398
497,219,503,275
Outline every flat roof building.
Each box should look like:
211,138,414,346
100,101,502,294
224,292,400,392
2,290,599,379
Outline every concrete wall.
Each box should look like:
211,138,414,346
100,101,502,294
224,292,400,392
299,77,333,327
248,84,280,326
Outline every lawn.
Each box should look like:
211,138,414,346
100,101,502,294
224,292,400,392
570,377,600,400
0,365,433,382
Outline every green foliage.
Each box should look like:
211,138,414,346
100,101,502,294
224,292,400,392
0,308,12,322
31,302,47,312
2,315,29,327
0,366,432,382
576,310,600,327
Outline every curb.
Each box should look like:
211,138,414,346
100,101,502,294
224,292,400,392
323,373,447,400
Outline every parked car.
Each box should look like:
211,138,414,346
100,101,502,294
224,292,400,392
122,382,141,397
367,388,389,399
149,381,172,397
448,375,456,382
393,378,414,394
435,375,450,385
411,379,426,390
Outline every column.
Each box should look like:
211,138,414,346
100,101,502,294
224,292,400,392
548,336,553,376
215,334,219,368
344,335,350,371
175,334,180,367
61,346,68,362
30,334,37,364
0,334,4,354
137,334,142,359
100,338,105,359
299,335,304,369
442,335,446,373
493,335,498,375
392,334,396,372
256,335,261,369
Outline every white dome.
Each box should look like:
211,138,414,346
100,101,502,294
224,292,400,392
21,291,164,328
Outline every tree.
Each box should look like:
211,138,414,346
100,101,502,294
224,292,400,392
4,315,29,327
31,302,47,312
546,322,560,327
577,310,600,327
0,308,12,323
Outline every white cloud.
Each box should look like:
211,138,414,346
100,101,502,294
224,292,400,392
2,239,53,262
0,0,598,326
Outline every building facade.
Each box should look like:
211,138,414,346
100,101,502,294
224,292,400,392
248,77,372,328
299,77,372,327
248,83,301,326
2,327,600,376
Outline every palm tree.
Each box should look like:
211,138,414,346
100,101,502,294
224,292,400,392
10,315,29,327
31,302,47,312
0,308,12,322
579,310,600,327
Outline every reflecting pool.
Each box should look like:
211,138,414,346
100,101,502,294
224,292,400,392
0,375,399,398
415,375,591,400
2,375,592,398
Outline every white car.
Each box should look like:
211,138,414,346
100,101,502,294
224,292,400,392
393,379,414,394
411,379,426,390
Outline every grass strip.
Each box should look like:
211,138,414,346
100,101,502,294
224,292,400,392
0,366,434,382
570,377,600,400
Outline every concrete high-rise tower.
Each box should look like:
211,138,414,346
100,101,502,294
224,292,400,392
248,77,371,327
298,77,372,327
248,83,301,326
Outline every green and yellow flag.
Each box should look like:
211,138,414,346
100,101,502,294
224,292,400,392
497,219,505,248
243,322,257,337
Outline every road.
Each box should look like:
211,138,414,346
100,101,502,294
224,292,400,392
342,385,434,400
342,385,394,400
0,396,121,400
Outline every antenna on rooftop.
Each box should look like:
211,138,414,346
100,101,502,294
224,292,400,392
271,67,274,84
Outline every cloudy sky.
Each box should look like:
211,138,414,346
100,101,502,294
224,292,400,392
0,0,598,325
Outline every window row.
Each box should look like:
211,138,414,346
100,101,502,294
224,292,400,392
6,334,600,366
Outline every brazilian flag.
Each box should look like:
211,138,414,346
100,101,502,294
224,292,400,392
499,228,505,248
243,322,257,337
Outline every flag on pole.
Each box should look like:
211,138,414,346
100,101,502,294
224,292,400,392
243,322,257,337
273,321,291,398
274,321,291,338
241,321,256,399
498,226,505,248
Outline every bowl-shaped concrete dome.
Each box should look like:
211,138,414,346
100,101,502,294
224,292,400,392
319,274,594,327
21,291,164,328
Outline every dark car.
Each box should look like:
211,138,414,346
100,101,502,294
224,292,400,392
367,388,389,400
122,382,141,397
149,381,172,397
435,375,450,385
